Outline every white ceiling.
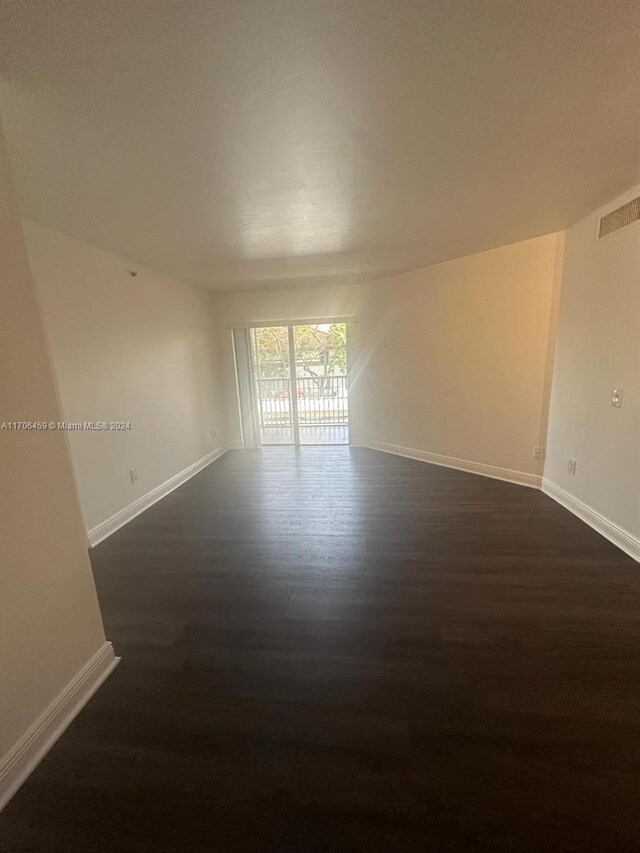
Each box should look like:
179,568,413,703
1,0,639,292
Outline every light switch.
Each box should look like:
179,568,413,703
612,388,624,408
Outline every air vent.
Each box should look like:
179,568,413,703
598,196,640,238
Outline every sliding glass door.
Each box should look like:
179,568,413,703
251,322,348,446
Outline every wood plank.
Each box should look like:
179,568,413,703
2,447,639,852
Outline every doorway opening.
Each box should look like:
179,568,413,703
250,322,349,446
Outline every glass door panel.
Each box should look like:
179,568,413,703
293,323,348,446
251,326,294,445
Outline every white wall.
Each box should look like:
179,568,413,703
359,233,564,478
24,221,227,534
545,185,640,543
0,117,107,763
217,233,563,481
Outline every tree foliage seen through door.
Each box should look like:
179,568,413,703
254,324,346,379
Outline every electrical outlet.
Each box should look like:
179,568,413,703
211,428,217,440
612,388,624,408
129,468,138,484
567,458,576,476
532,445,544,460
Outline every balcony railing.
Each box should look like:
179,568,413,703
256,375,348,427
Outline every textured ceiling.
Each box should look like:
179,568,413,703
1,0,639,291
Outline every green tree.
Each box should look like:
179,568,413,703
253,326,289,377
253,323,347,396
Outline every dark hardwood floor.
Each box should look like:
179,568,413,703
2,447,640,852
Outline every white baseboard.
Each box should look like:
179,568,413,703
88,445,230,546
0,641,119,812
542,479,640,563
357,440,541,488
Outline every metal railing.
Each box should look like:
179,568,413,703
256,375,348,427
296,375,348,424
255,377,293,427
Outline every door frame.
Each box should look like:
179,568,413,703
286,325,302,446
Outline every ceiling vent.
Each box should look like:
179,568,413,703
598,196,640,239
